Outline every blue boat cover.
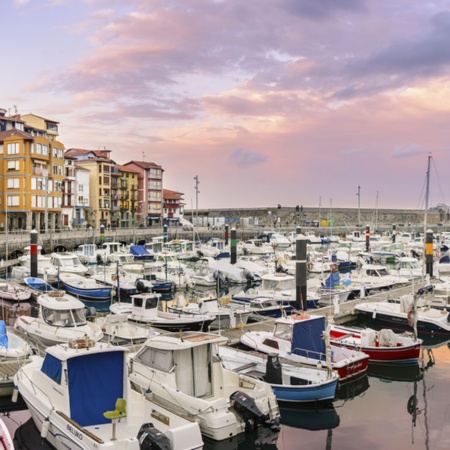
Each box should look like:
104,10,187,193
321,272,340,289
42,353,62,384
130,245,150,256
0,321,8,348
66,351,123,427
291,316,326,361
439,255,450,264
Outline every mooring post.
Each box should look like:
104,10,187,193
224,224,229,246
425,229,434,278
230,228,237,264
30,229,38,278
365,224,370,253
295,234,308,311
163,224,168,243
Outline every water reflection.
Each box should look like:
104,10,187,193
279,404,340,431
367,362,423,383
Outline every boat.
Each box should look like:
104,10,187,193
14,291,104,346
95,313,157,345
0,320,32,360
329,324,422,363
168,295,253,329
0,416,13,450
117,292,216,332
127,331,281,441
0,282,31,302
355,293,450,335
14,339,204,450
23,276,58,301
58,272,114,301
50,252,89,275
218,346,339,403
231,296,292,318
240,315,369,382
15,246,56,282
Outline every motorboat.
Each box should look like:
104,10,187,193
23,276,59,301
238,239,274,256
240,315,369,382
14,339,204,450
218,346,339,403
0,281,31,302
329,324,422,363
117,293,216,332
14,245,57,282
355,294,450,335
50,252,89,275
389,256,423,280
0,320,32,360
58,272,114,301
168,295,252,329
14,291,104,346
95,314,158,345
231,296,292,318
127,331,281,441
74,243,106,265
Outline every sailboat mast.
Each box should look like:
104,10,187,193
424,154,431,237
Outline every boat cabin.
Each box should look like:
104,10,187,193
39,292,88,328
129,293,162,322
261,273,295,291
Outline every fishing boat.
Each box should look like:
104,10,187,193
329,324,422,363
50,252,89,275
355,294,450,335
117,292,216,332
231,296,292,318
127,331,281,441
14,339,204,450
58,272,114,301
218,346,339,403
240,315,369,382
14,291,104,346
0,282,31,302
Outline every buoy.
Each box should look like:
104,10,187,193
11,386,19,403
41,418,50,439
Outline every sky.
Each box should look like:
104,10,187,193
2,0,450,211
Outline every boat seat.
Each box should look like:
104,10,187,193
103,398,127,441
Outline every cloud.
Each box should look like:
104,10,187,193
392,144,431,159
281,0,366,20
13,0,30,5
230,148,267,168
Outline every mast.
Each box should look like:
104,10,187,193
424,154,431,237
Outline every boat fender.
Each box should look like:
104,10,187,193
407,395,418,415
447,312,450,323
291,312,310,321
41,418,50,439
11,386,19,403
307,262,313,271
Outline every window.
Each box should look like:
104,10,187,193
7,178,20,189
7,161,19,170
7,143,19,154
7,196,20,207
0,144,3,154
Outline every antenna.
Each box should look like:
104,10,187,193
142,152,145,161
14,105,18,115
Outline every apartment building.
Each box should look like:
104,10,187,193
123,160,164,226
115,164,139,228
163,189,185,224
0,108,64,231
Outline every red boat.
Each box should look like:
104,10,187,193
329,324,422,363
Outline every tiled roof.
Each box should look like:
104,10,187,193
20,113,59,124
124,160,163,170
0,129,34,140
115,164,140,174
163,189,184,200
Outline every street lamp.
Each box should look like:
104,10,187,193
43,169,48,235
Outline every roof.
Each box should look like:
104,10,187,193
141,331,227,351
0,129,34,141
124,160,163,170
20,113,59,124
163,189,184,200
115,164,140,174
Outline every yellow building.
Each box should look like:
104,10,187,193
0,110,64,231
115,164,139,228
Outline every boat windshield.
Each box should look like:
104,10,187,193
274,323,292,340
262,278,295,291
42,307,87,327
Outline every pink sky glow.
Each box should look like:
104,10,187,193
3,0,450,210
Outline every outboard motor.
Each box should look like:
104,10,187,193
265,354,282,385
213,270,228,287
197,250,204,258
135,278,150,294
96,254,104,266
276,264,287,274
84,307,97,321
137,423,170,450
230,391,280,432
243,269,255,283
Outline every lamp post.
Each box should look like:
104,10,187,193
43,169,48,235
356,185,361,227
5,194,8,265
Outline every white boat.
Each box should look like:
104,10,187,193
14,291,104,346
115,293,216,332
50,252,88,275
389,256,423,280
204,257,249,284
238,239,274,256
14,339,204,450
74,243,106,265
127,331,281,441
168,295,252,329
15,245,56,282
355,294,450,335
217,346,339,403
0,321,32,360
58,272,114,301
95,314,158,345
0,281,32,302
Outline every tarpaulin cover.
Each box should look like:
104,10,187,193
41,353,62,384
0,321,8,348
291,316,326,361
68,351,124,427
130,245,149,256
321,272,340,289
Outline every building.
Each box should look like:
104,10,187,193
123,161,164,226
115,164,139,228
0,108,64,231
163,189,185,225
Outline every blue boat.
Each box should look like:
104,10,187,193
58,273,113,301
23,276,58,300
129,244,155,261
218,346,338,403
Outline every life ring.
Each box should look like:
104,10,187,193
112,275,118,281
330,263,338,273
292,312,310,321
307,262,314,271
